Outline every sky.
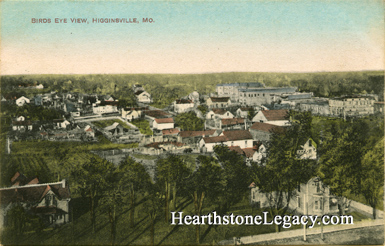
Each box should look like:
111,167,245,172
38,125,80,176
1,0,384,75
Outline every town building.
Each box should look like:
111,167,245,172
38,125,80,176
135,90,152,103
205,109,234,119
249,122,284,142
152,118,174,130
252,109,289,126
296,138,317,160
328,96,375,117
16,96,30,106
238,87,297,105
216,82,265,101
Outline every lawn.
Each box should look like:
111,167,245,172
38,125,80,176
92,119,131,129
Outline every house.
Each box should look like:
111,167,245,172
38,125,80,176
199,130,253,152
374,102,384,114
174,99,195,113
236,107,255,118
188,91,200,104
121,107,147,121
153,118,174,130
135,90,152,103
53,119,71,129
93,101,119,115
133,84,145,93
16,96,30,106
12,120,33,131
0,173,71,228
220,118,246,130
206,97,231,108
242,142,267,164
205,109,234,119
84,125,95,138
296,138,317,160
162,128,180,142
249,177,339,215
252,109,289,126
16,115,26,121
178,130,219,145
249,122,284,142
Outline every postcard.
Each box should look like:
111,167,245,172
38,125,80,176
0,0,384,245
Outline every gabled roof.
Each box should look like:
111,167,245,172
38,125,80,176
261,109,288,121
175,99,193,104
221,118,244,126
242,148,257,158
250,122,282,132
179,130,216,138
228,146,244,155
162,128,180,135
155,118,174,124
212,109,227,115
222,130,252,141
238,107,254,112
0,180,71,205
202,136,227,144
135,90,145,95
144,110,170,118
209,97,230,103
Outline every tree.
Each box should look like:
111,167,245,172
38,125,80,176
118,157,151,228
251,111,316,232
319,123,366,215
360,138,384,219
99,167,122,246
72,157,115,233
155,154,191,222
213,144,251,214
175,111,204,131
247,108,255,121
187,155,225,244
142,183,164,246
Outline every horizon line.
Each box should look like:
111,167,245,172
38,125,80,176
1,69,384,76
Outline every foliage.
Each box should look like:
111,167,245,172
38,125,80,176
131,119,153,135
213,144,251,214
71,157,115,233
155,154,191,221
197,105,208,115
360,138,384,219
175,111,204,131
251,111,317,231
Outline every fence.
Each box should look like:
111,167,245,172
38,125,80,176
222,219,383,245
350,200,383,219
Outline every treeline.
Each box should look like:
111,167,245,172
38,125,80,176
1,71,384,106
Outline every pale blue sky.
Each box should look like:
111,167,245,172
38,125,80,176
1,0,383,74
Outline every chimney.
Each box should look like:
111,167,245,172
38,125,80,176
62,179,66,188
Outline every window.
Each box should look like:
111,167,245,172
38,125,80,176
315,200,319,210
245,141,248,147
263,93,265,97
297,197,301,208
297,184,301,192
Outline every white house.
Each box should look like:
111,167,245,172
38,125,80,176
12,120,33,131
206,97,231,108
135,91,152,103
121,107,144,121
93,103,118,115
174,99,195,113
16,116,26,121
16,96,30,106
236,107,255,118
199,130,253,152
296,138,317,160
205,109,234,119
54,119,71,129
153,118,174,130
252,109,290,126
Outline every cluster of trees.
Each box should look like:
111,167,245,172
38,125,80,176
2,71,383,107
318,117,384,218
174,112,204,131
